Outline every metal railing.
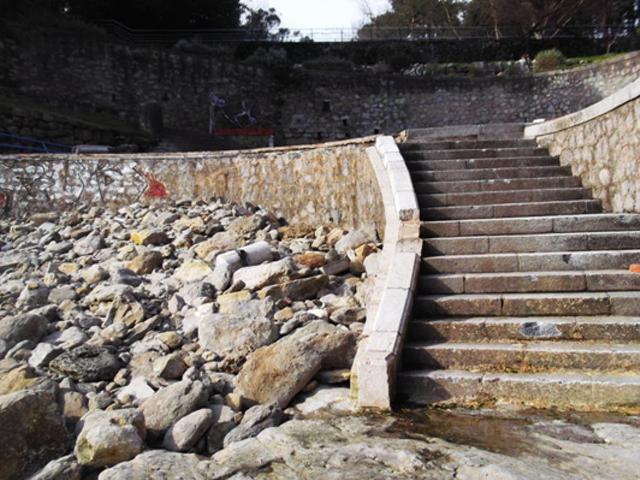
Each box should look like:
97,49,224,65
94,20,638,44
0,132,72,153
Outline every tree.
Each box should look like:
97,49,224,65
358,0,466,39
241,6,289,41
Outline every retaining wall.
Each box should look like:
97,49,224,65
526,78,640,213
2,33,640,148
0,139,384,234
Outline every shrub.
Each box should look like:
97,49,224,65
533,49,566,73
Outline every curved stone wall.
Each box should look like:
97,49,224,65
526,79,640,212
0,139,385,234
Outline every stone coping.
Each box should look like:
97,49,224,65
525,77,640,138
0,136,378,161
351,136,421,410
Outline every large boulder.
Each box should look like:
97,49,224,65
0,385,70,480
74,409,145,467
235,321,357,408
197,313,278,357
140,380,208,438
98,450,204,480
234,335,323,409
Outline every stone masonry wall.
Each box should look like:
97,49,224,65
0,140,384,234
537,97,640,212
2,33,640,148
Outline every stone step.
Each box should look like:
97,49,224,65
422,250,640,274
422,213,640,238
419,270,640,294
404,147,548,160
419,188,590,208
403,341,640,372
414,176,582,194
408,316,640,343
397,369,640,411
413,292,640,317
399,139,538,151
410,165,572,182
406,156,558,171
423,231,640,256
421,200,602,220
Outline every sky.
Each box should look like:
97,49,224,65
243,0,392,31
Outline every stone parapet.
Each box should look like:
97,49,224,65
351,136,421,410
526,78,640,212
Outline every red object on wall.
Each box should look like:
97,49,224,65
142,173,169,198
212,128,275,137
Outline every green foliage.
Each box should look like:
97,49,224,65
533,48,566,72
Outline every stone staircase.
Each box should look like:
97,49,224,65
397,136,640,412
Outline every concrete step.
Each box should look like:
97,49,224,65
403,341,640,372
423,231,640,256
419,270,640,294
410,165,572,182
397,369,640,411
419,188,591,208
409,316,640,343
404,147,549,160
413,292,640,317
422,213,640,238
422,250,640,274
407,156,558,171
421,200,602,220
399,139,538,151
414,176,582,194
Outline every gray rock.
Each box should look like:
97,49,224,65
0,384,70,480
205,404,237,453
28,342,63,370
112,268,143,287
16,284,50,311
334,229,375,254
198,313,278,357
0,313,48,348
29,454,82,480
49,345,122,382
116,377,155,405
232,257,296,291
74,409,145,467
163,408,215,452
140,380,208,437
153,352,188,380
43,326,88,349
85,284,133,304
73,233,104,256
48,285,77,304
79,265,109,284
223,403,283,447
98,450,204,480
